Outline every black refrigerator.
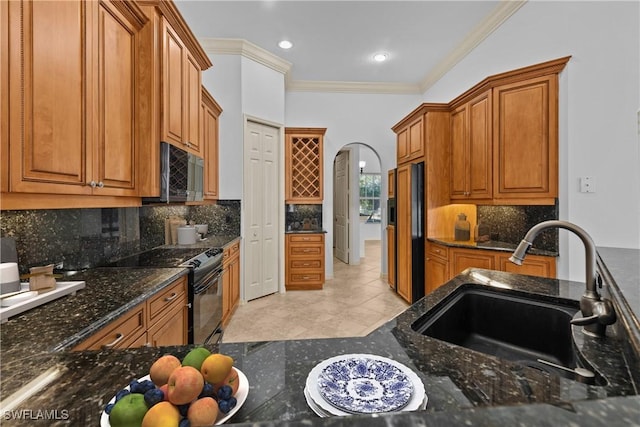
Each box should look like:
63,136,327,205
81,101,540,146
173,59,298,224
394,162,425,304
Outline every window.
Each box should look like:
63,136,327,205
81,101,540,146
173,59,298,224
359,173,381,222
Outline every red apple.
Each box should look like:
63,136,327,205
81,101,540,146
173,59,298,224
167,366,204,405
213,367,240,396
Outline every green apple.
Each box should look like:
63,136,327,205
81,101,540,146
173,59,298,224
181,347,212,371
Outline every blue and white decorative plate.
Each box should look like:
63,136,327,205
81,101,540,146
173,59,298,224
316,355,414,413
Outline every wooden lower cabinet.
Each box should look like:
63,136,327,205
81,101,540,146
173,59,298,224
286,233,325,290
72,275,188,351
72,303,146,351
424,242,556,294
425,242,449,295
222,241,241,326
387,226,396,289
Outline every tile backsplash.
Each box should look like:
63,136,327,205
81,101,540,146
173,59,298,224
0,201,240,273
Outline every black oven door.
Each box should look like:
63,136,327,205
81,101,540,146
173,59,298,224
192,267,224,345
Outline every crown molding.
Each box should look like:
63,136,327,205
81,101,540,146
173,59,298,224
419,0,528,93
286,80,422,94
200,38,292,75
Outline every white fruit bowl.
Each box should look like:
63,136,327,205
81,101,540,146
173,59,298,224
100,368,248,426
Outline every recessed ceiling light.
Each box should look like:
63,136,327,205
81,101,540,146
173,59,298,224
373,53,388,62
278,40,293,49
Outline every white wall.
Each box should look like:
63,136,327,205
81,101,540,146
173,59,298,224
202,55,286,199
422,1,640,282
286,92,421,276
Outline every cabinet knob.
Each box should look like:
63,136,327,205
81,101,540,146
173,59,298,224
89,180,97,188
97,181,104,188
164,292,178,302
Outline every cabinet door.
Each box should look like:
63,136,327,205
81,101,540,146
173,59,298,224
162,19,185,147
426,256,448,295
395,164,412,302
230,255,240,309
202,98,219,200
467,91,492,199
388,169,395,198
387,226,396,288
397,117,424,164
396,127,409,163
7,0,92,195
148,301,188,347
222,262,232,324
450,248,495,278
497,254,556,278
449,104,468,198
493,75,557,201
184,52,201,154
96,0,137,195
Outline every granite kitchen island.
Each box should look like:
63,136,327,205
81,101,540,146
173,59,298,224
0,249,638,426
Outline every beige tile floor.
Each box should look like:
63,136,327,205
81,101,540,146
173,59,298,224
222,240,409,343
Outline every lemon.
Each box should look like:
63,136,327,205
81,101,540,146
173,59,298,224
182,346,211,371
109,393,148,427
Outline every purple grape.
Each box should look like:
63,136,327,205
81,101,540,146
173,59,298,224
178,403,190,417
228,396,237,410
115,389,130,402
198,382,215,399
218,399,230,414
179,418,191,427
217,385,233,401
144,388,164,408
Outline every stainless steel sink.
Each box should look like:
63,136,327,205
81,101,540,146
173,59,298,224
411,285,603,384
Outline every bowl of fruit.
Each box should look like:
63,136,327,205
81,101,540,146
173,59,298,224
101,348,248,427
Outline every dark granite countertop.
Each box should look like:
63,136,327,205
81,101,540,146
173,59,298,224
0,249,638,425
162,234,241,250
429,237,559,257
285,229,327,234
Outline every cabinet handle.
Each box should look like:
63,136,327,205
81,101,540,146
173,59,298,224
303,263,310,266
303,249,310,253
303,237,310,240
98,181,104,188
103,332,124,348
303,276,310,280
435,249,441,253
89,180,97,188
164,292,178,302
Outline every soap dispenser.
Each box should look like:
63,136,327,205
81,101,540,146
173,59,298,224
454,213,471,241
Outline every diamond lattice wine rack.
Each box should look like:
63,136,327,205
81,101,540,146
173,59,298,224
285,128,326,203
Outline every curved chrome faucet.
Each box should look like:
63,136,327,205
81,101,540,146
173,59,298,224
509,220,616,337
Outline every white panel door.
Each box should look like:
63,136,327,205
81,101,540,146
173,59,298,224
245,121,279,301
334,151,349,263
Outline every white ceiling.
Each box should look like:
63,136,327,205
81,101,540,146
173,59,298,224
175,1,525,93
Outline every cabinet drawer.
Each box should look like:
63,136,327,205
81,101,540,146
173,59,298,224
288,234,323,243
426,242,448,261
223,241,240,263
148,276,187,324
289,272,323,282
288,245,323,256
73,304,146,351
290,259,322,269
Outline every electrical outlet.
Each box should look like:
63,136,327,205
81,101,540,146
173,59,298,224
579,176,595,193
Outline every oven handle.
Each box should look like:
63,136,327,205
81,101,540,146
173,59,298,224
193,268,224,295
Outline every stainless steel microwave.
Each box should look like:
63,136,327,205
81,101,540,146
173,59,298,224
143,142,203,203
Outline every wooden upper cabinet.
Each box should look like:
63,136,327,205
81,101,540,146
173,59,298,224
397,116,424,165
3,0,145,204
493,75,557,202
202,87,222,200
160,18,202,156
285,128,325,204
450,90,492,201
96,0,142,196
388,169,396,198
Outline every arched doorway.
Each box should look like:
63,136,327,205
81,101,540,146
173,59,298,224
332,143,383,271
